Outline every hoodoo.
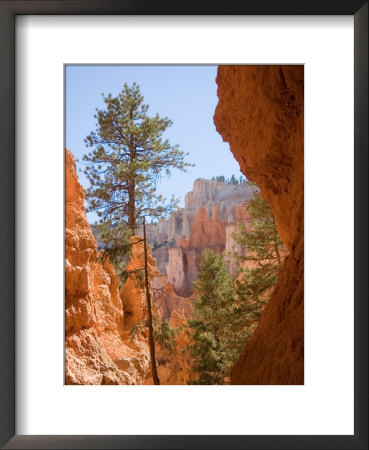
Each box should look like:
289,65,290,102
146,179,253,296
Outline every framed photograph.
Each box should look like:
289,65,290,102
0,1,367,449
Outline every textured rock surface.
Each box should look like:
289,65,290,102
147,180,252,296
152,274,192,320
165,247,199,297
151,247,169,273
120,236,160,331
185,205,225,248
147,179,252,245
214,65,304,385
150,273,194,384
155,308,196,385
65,149,151,385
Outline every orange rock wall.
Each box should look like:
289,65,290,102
65,149,151,385
155,308,196,385
185,205,225,249
150,275,194,384
167,203,250,296
148,179,254,293
214,65,304,384
120,236,160,331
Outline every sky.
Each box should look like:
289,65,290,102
65,65,243,223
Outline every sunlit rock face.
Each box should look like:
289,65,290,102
147,179,252,296
65,149,151,385
214,65,304,385
66,149,200,385
119,236,160,331
166,247,192,297
147,179,253,244
148,274,194,385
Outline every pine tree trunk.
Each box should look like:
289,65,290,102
128,131,135,231
128,182,135,231
143,217,160,385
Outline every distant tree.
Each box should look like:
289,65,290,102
232,182,284,317
187,183,284,385
131,316,184,354
210,174,247,185
229,174,237,185
211,175,226,183
187,250,247,385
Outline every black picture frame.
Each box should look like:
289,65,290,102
0,1,367,449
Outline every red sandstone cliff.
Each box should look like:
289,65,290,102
65,149,151,384
214,65,304,384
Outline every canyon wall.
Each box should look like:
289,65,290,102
149,274,194,384
65,150,151,385
120,235,160,332
155,308,196,385
147,179,252,296
66,149,193,385
214,65,304,384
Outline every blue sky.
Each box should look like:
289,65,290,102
65,65,243,223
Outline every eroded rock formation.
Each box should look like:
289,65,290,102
147,179,252,296
152,274,192,320
65,149,151,385
120,235,160,331
155,308,196,385
149,273,194,384
66,149,194,385
214,65,304,384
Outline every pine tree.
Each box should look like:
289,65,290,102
96,221,133,285
82,82,192,232
232,182,284,320
82,83,192,385
187,250,243,385
131,316,184,354
229,174,238,185
211,175,226,183
210,174,246,185
187,184,284,385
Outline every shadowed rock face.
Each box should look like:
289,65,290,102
214,65,304,385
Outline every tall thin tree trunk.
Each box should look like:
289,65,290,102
142,216,160,385
128,129,135,231
128,182,135,230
